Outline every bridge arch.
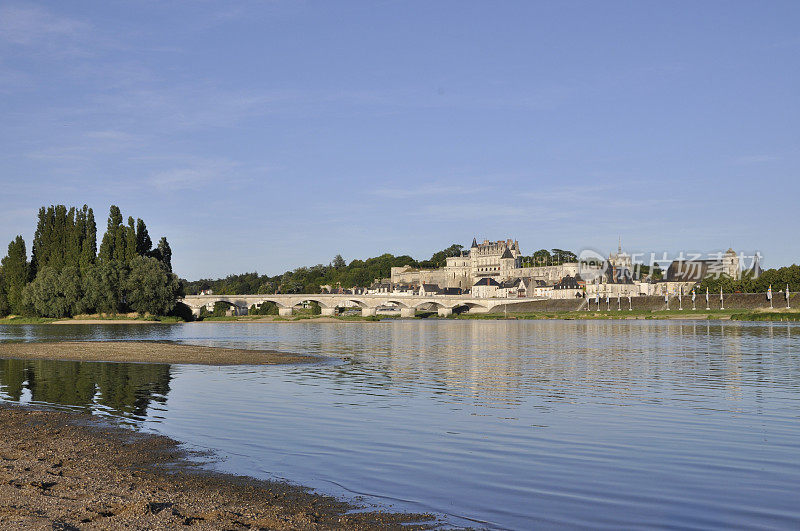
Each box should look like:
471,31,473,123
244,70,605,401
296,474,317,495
412,299,451,310
250,298,291,309
377,299,414,309
288,297,336,309
198,298,250,316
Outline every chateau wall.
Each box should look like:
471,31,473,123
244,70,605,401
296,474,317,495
511,264,582,284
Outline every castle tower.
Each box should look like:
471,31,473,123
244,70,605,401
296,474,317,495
723,248,740,280
500,246,516,272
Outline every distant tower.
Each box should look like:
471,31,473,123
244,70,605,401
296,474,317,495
500,246,516,272
721,248,740,280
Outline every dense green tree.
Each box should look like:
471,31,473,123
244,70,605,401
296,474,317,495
532,249,551,266
99,205,125,264
135,218,152,257
332,254,346,269
5,204,179,318
28,266,85,317
211,301,232,317
1,236,30,314
80,262,122,314
124,256,182,316
0,276,9,316
249,301,278,315
154,237,172,272
124,217,137,263
22,266,82,318
551,249,577,265
419,244,463,268
79,205,97,271
30,205,97,277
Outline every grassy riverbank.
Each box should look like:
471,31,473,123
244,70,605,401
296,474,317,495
0,405,434,529
730,310,800,321
451,308,800,321
0,314,182,325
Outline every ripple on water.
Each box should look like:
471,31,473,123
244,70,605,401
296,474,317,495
1,319,799,529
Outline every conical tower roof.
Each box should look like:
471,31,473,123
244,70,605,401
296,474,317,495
501,247,514,259
471,237,478,248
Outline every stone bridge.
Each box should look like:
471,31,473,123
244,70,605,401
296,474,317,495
179,293,546,318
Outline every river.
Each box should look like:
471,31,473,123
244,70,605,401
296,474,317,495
1,320,798,529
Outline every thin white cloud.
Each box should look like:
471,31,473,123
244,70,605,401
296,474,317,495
0,5,89,46
370,183,494,199
734,154,780,164
148,158,253,192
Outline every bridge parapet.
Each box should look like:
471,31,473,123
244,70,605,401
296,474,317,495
179,293,546,317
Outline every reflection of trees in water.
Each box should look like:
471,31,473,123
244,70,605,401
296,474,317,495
0,359,170,418
303,321,800,410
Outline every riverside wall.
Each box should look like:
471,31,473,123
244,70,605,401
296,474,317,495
493,293,797,313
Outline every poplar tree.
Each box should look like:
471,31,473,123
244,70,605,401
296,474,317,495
96,206,129,313
135,218,152,256
1,236,30,314
13,204,179,318
99,205,124,263
0,279,8,316
154,237,172,272
30,204,95,275
124,217,137,263
79,205,97,272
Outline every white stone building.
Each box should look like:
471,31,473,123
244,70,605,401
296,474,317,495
391,237,596,289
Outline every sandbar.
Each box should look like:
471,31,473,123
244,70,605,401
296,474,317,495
0,341,318,366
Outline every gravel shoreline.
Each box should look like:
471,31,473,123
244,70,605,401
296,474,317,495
0,341,436,529
0,405,435,529
0,341,320,366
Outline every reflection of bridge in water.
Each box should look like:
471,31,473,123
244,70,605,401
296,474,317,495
180,294,547,317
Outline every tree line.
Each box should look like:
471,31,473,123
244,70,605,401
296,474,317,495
519,249,578,267
185,252,420,295
0,205,182,318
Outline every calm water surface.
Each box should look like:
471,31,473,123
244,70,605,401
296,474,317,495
1,320,799,529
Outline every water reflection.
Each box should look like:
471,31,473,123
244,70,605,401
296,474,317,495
0,358,170,419
1,320,799,528
278,320,800,415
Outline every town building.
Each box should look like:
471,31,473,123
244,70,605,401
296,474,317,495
419,283,442,296
498,278,532,298
471,277,502,298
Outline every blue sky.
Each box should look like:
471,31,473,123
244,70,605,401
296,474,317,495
1,1,798,279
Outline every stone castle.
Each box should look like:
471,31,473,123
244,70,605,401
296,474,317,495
390,237,743,299
391,238,585,289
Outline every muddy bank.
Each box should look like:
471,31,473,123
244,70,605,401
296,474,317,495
0,341,318,366
0,405,435,529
